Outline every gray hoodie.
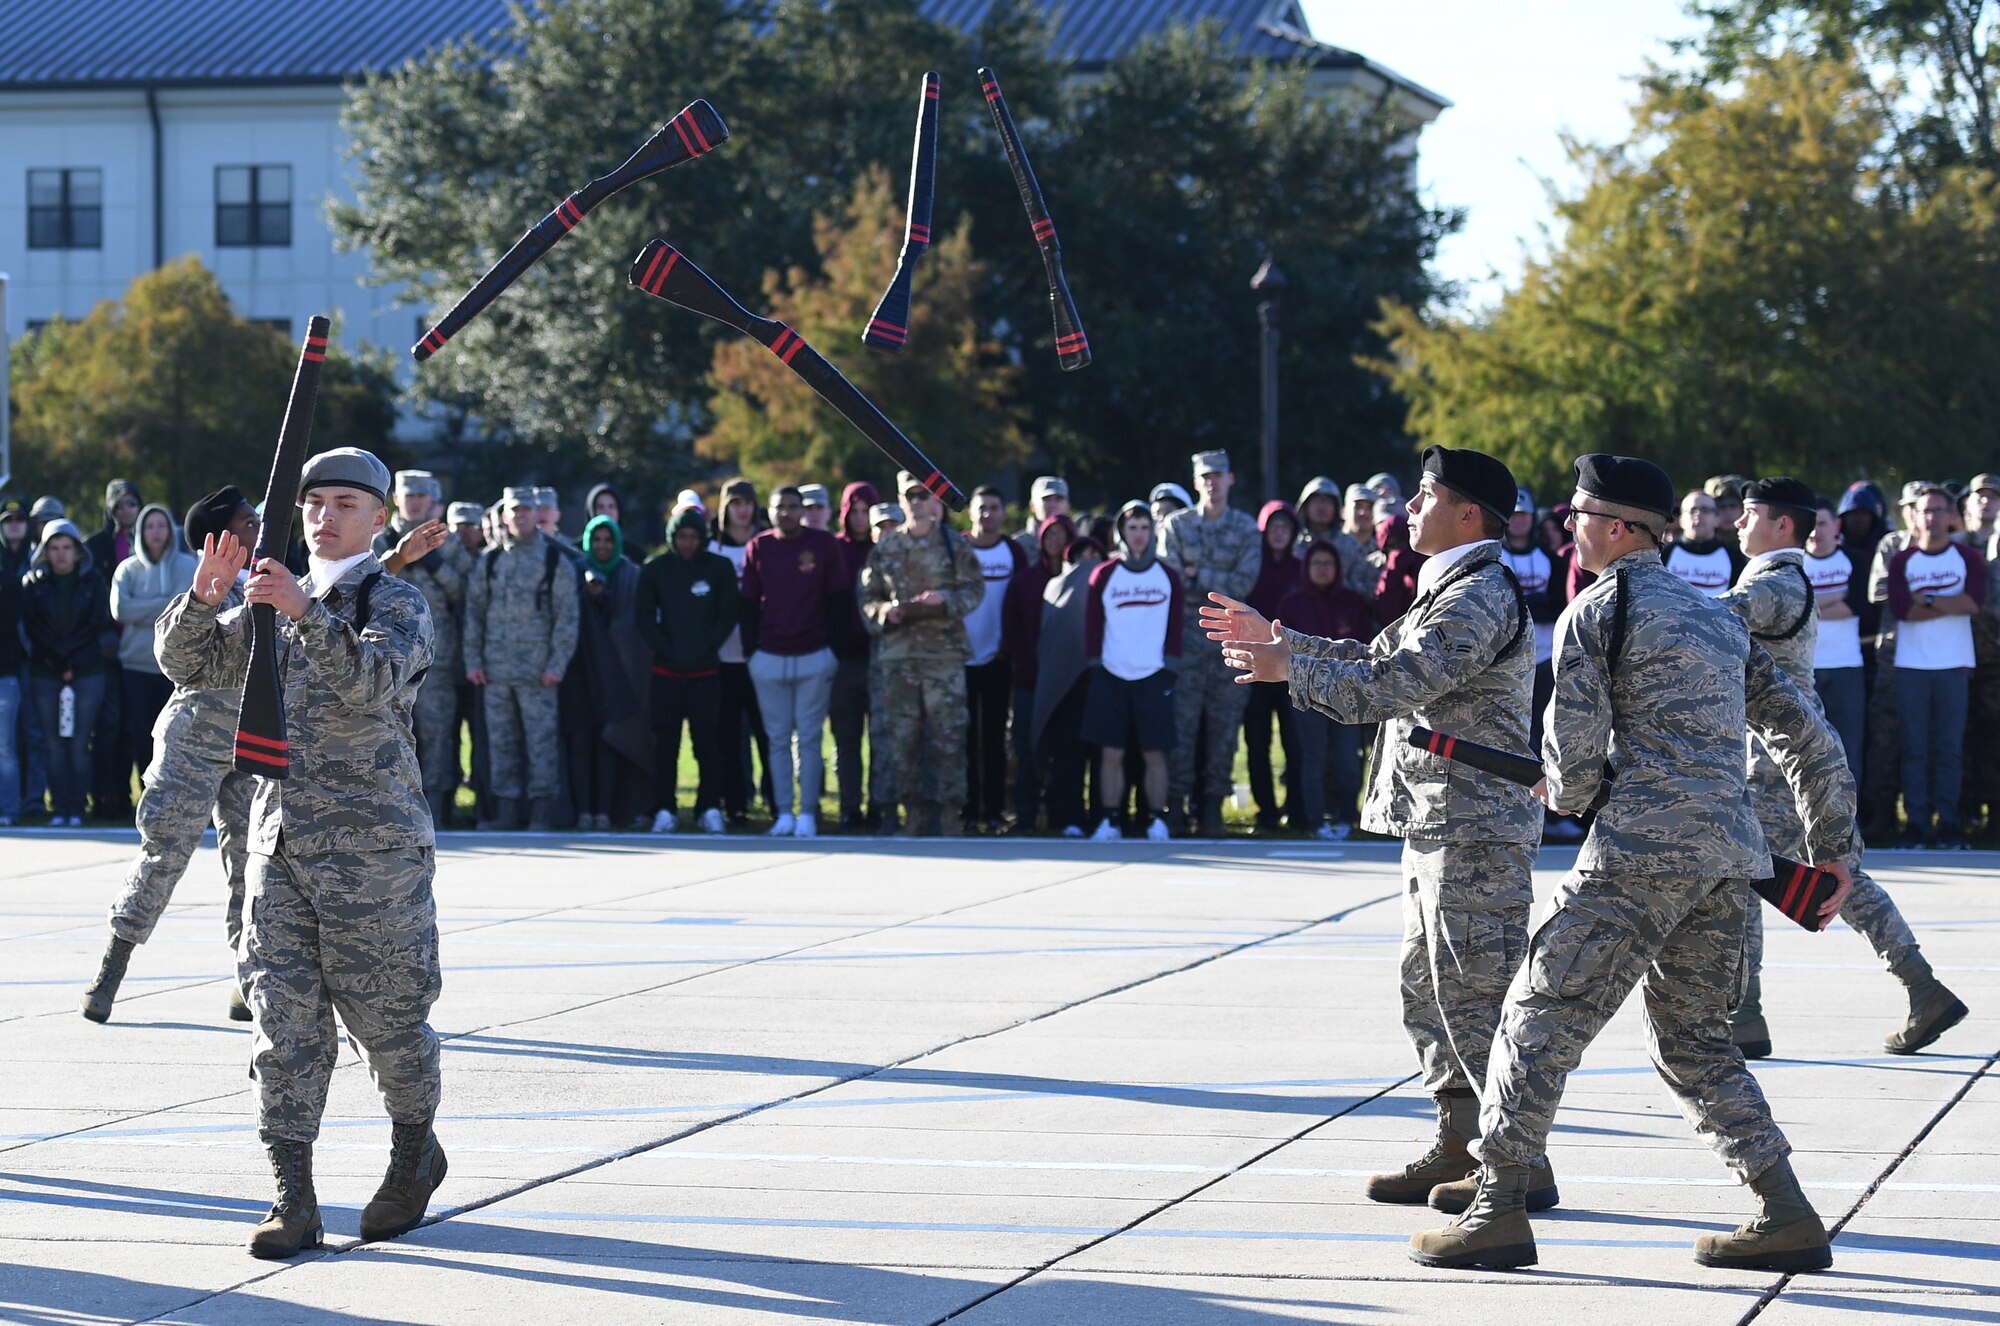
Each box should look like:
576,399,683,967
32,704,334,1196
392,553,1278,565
110,503,197,674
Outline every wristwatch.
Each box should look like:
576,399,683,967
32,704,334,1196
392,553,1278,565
1925,592,1937,610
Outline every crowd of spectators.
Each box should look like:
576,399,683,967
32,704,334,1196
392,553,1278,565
1,461,1989,845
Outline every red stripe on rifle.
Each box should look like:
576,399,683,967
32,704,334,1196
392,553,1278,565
234,745,288,769
555,196,584,229
982,81,999,101
1057,334,1089,353
678,110,713,155
647,248,680,295
673,116,696,157
909,224,930,243
769,327,804,364
1442,736,1457,762
1778,863,1809,918
421,328,447,351
922,471,946,496
639,244,669,293
302,349,325,363
926,83,940,99
236,730,288,752
866,319,907,341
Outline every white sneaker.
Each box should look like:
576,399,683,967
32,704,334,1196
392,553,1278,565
1061,824,1084,838
1145,816,1171,841
698,808,726,834
650,809,678,834
1089,817,1120,842
770,813,796,837
794,814,817,839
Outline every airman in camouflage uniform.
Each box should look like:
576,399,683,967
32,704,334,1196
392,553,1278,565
463,488,578,830
1411,455,1857,1275
81,487,262,1026
861,473,984,836
1159,450,1263,833
159,448,445,1260
374,471,470,828
1252,447,1544,1212
1723,479,1967,1060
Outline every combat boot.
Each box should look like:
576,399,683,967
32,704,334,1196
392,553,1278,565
248,1142,322,1259
525,798,556,834
227,983,252,1023
1365,1088,1479,1204
1694,1157,1831,1272
938,806,964,838
1885,952,1969,1054
896,803,927,838
1197,803,1226,838
359,1121,449,1243
1429,1155,1560,1214
80,936,135,1023
1408,1163,1538,1269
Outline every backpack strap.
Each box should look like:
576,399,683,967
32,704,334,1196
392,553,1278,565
536,541,563,609
349,569,428,687
1605,566,1632,671
1751,560,1815,643
1425,553,1529,668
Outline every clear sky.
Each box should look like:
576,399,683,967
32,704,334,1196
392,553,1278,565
1298,0,1705,310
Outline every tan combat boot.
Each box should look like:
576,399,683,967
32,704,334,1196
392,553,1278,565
1429,1154,1560,1214
80,936,135,1024
359,1121,449,1242
1694,1157,1831,1272
1885,953,1968,1054
248,1142,323,1259
1364,1089,1479,1204
1409,1162,1538,1269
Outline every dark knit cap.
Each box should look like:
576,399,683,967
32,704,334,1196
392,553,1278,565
185,486,253,547
1741,477,1817,516
1573,453,1675,521
1420,445,1519,521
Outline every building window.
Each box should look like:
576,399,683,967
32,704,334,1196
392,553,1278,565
27,169,103,249
216,165,291,247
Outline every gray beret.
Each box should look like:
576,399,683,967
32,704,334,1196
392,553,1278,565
300,448,390,503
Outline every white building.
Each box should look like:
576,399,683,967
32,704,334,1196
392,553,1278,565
1,0,1444,366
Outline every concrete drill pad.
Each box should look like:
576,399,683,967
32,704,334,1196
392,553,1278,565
0,833,1991,1323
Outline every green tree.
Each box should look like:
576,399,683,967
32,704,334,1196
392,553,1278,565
331,0,1060,501
1374,54,2000,498
8,256,398,517
698,166,1028,494
1039,23,1458,500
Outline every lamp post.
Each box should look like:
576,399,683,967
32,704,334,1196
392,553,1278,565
1251,256,1285,504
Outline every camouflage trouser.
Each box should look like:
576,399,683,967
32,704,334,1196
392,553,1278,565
878,659,967,808
242,845,442,1145
1737,762,1918,1019
412,671,461,809
1169,647,1250,803
1401,839,1534,1096
1966,614,2000,827
1859,634,1900,834
110,745,254,948
485,682,560,800
1480,870,1790,1183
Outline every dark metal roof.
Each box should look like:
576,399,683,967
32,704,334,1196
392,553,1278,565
0,0,1443,109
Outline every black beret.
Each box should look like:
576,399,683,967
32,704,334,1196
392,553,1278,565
1420,445,1518,522
185,486,253,548
1741,476,1817,515
1573,453,1675,521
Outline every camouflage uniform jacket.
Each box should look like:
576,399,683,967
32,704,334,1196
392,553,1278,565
1544,549,1855,876
1721,548,1820,795
462,529,579,684
157,554,436,856
1284,542,1537,844
374,518,470,679
150,582,246,764
860,524,984,664
1866,529,1910,645
1158,506,1261,652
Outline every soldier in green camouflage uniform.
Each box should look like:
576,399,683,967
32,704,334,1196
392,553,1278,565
464,487,578,831
1159,450,1264,834
159,448,446,1260
374,471,471,829
1410,455,1858,1275
82,488,261,1026
1210,446,1546,1212
861,472,985,836
1723,479,1967,1059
